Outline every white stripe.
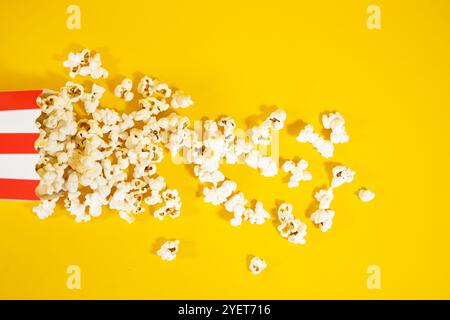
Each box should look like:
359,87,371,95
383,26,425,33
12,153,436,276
0,154,39,180
0,109,40,133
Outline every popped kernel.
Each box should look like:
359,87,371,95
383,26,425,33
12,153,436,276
157,240,180,261
114,78,134,102
358,188,375,202
249,256,267,275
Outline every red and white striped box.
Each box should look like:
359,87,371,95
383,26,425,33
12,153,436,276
0,90,42,201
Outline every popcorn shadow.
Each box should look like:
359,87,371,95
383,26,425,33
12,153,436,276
244,105,278,128
286,119,307,137
151,237,169,255
270,199,285,230
245,254,254,271
216,207,231,223
278,158,291,185
0,61,66,92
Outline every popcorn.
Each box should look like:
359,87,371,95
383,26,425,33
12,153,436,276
358,188,375,202
194,166,224,186
249,256,267,275
82,84,106,113
224,192,247,218
314,188,334,209
36,49,371,264
311,209,335,232
264,109,287,130
32,198,58,219
34,49,188,223
119,211,135,224
276,202,307,244
114,78,134,102
309,166,354,231
170,90,193,109
281,159,312,188
249,201,271,225
331,165,355,188
203,180,237,205
258,156,278,177
63,49,108,79
247,109,286,146
296,124,334,158
322,112,349,144
157,240,180,261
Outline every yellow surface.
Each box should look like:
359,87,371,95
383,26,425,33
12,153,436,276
0,0,449,299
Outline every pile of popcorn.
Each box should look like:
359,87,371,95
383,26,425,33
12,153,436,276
33,49,375,271
33,49,191,223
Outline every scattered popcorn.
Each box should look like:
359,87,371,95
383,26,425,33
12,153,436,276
276,203,307,244
249,256,267,275
157,240,180,261
36,49,373,268
322,112,349,144
114,78,134,102
311,209,335,232
358,188,375,202
281,159,312,188
331,165,355,188
63,49,108,79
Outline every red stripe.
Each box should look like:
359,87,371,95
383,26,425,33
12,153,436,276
0,133,39,154
0,90,42,111
0,178,39,200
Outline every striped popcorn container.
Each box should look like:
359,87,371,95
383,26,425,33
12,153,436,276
0,90,42,201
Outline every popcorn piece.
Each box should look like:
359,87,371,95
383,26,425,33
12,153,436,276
194,166,224,186
358,188,375,202
171,90,193,109
264,109,287,130
281,159,312,188
224,192,248,226
119,211,135,224
311,209,335,232
296,124,334,158
32,198,58,219
258,156,278,177
322,112,349,144
114,78,134,102
331,165,355,188
82,84,106,113
203,180,237,205
157,240,180,261
63,49,108,79
314,188,334,209
276,203,307,244
249,201,271,225
249,256,267,275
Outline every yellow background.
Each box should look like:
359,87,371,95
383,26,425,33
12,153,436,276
0,0,449,299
